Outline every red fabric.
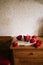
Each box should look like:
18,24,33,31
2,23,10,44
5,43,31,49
0,59,10,65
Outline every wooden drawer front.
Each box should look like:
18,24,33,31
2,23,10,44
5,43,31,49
14,50,43,59
14,58,43,65
20,60,43,65
20,58,43,65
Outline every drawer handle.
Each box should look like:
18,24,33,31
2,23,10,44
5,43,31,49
29,52,34,55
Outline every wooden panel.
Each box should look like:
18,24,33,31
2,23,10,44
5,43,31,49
14,57,43,65
14,50,43,59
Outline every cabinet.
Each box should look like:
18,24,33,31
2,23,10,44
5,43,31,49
10,37,43,65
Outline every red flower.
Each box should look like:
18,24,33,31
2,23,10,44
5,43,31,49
34,40,42,48
30,38,36,43
24,35,31,42
16,35,22,40
32,35,37,39
13,41,18,47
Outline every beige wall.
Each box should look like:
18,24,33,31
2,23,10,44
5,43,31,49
0,0,43,36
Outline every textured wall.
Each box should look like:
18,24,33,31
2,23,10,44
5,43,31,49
0,0,43,36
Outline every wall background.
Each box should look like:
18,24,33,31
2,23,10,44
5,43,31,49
0,0,43,36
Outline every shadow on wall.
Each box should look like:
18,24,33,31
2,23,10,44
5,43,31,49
38,18,43,37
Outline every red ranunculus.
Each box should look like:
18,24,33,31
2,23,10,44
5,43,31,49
30,38,36,43
34,40,42,48
13,41,18,47
24,35,31,42
32,35,37,39
16,35,22,40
